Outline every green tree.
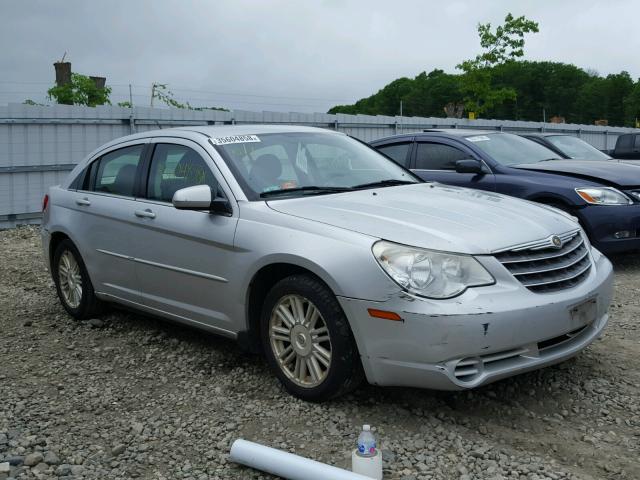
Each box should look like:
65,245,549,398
48,73,112,106
403,70,462,117
625,80,640,126
457,13,539,117
603,71,634,126
573,77,607,124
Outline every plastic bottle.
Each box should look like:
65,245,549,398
356,425,377,457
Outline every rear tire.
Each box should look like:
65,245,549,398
52,239,103,319
260,274,363,402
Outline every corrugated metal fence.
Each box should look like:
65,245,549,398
1,103,639,228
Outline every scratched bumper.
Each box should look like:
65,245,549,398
41,227,51,272
338,248,613,390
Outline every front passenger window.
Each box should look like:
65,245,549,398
415,143,470,170
146,144,221,203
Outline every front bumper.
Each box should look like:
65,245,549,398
41,227,51,272
578,203,640,254
338,249,614,390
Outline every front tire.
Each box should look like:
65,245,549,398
260,274,362,401
52,239,103,319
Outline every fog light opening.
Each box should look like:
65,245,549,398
613,230,631,239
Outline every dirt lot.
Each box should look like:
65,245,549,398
1,226,639,480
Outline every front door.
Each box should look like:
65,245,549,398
411,141,496,192
130,139,239,334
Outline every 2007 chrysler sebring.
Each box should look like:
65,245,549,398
41,125,613,401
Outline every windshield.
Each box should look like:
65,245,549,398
213,132,419,200
546,135,611,160
466,133,560,166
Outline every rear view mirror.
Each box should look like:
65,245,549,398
172,185,232,216
455,159,484,174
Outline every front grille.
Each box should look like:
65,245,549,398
453,324,591,382
537,325,588,350
494,231,592,293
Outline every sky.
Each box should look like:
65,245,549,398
1,0,639,113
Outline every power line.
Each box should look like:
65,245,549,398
0,81,354,103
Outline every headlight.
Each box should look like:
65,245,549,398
575,187,632,205
372,241,494,299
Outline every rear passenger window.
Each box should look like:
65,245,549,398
377,143,411,167
146,144,220,203
415,143,470,170
91,145,144,197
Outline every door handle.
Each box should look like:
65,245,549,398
134,209,156,219
75,198,91,206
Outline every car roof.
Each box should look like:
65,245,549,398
78,124,348,165
90,124,344,154
520,132,570,138
371,129,500,144
174,124,339,136
420,128,497,136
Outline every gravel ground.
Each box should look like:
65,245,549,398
1,226,639,480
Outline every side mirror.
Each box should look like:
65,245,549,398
172,185,232,216
455,159,484,174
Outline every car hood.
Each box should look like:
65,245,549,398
513,160,640,187
267,183,578,254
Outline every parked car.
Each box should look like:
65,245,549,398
371,130,640,254
42,126,613,401
607,133,640,161
519,133,613,161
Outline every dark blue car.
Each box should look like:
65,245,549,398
370,130,640,254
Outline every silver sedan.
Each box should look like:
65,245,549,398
41,125,613,401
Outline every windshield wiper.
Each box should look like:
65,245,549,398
260,186,352,198
539,158,563,162
352,179,418,189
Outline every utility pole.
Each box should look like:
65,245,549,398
129,84,133,108
399,100,403,133
150,83,156,107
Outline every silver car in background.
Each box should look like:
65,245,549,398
41,125,613,401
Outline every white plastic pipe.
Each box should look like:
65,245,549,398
229,439,376,480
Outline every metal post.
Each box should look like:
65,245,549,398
129,84,133,108
399,100,403,133
150,83,155,107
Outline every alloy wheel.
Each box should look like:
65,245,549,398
58,250,83,309
269,294,332,388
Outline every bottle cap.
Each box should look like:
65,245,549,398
363,425,370,431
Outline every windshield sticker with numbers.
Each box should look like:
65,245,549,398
466,135,491,142
210,135,261,145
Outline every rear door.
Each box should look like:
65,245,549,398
70,141,148,304
130,138,239,335
411,139,496,191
